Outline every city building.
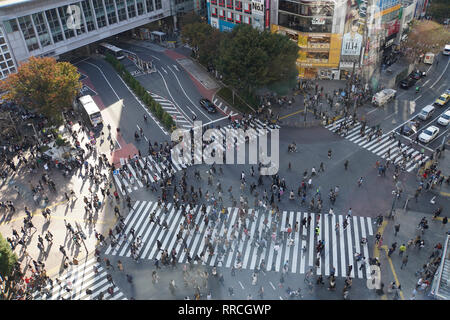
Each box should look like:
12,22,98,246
271,0,345,80
0,0,195,80
206,0,270,32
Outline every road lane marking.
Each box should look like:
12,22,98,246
430,57,450,89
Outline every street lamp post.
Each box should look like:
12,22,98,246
27,123,41,146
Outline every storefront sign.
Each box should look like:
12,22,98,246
251,0,264,16
340,61,354,69
312,17,326,25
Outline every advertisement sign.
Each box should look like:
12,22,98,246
251,0,264,16
252,16,264,30
265,0,270,28
341,0,365,57
312,17,326,25
219,19,236,32
340,61,354,69
210,17,219,29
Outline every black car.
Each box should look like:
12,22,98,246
400,120,419,136
199,98,216,113
400,77,416,89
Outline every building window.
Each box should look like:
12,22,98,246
136,0,145,15
244,16,251,24
58,6,76,38
235,1,242,11
211,0,217,4
92,0,107,28
227,11,233,21
278,12,332,33
81,0,96,31
32,12,52,47
218,0,225,7
127,0,137,18
18,15,40,51
104,0,118,24
3,19,19,33
219,9,225,19
116,0,128,21
155,0,162,10
146,0,154,12
70,3,86,35
235,14,241,23
226,0,233,9
244,2,251,13
45,9,64,43
211,7,217,17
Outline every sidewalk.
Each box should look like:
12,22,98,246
0,121,122,282
377,209,449,300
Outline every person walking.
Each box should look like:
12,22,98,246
399,244,406,257
344,160,349,170
400,255,409,269
394,224,400,236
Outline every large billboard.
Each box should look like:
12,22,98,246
341,0,366,57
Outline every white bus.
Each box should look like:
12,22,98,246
78,95,103,127
98,42,125,60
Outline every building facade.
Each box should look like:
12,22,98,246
0,0,176,80
206,0,270,32
271,0,344,80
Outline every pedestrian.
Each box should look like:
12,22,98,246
117,260,124,271
443,217,448,227
344,160,349,170
228,287,234,296
394,224,400,236
399,244,406,257
400,255,409,269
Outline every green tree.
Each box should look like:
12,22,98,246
179,12,203,28
215,24,298,94
0,57,82,124
0,233,18,278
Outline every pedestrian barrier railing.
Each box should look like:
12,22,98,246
431,235,450,299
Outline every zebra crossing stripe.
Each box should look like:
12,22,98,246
367,217,373,235
190,206,211,264
284,212,293,272
346,218,355,278
225,208,238,268
339,215,346,277
151,205,178,259
308,213,315,267
242,209,256,269
316,214,322,276
324,213,330,276
178,205,200,263
140,204,169,259
105,201,139,255
124,201,157,257
331,214,338,277
353,216,363,279
360,216,371,279
209,212,227,266
113,174,125,196
292,212,300,273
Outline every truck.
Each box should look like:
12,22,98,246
372,89,397,107
424,52,435,64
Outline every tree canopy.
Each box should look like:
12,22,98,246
0,57,82,124
182,23,298,94
0,233,17,278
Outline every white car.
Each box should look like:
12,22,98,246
418,125,439,143
372,89,397,107
438,110,450,126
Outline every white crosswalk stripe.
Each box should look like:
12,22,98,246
149,92,192,129
325,117,428,172
106,201,375,278
32,257,127,300
113,120,281,195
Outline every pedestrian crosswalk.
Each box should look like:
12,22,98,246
325,117,428,172
112,119,280,195
105,201,374,279
212,97,239,117
149,92,193,129
32,257,127,300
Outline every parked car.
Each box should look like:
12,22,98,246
400,77,417,89
437,110,450,126
372,89,396,106
418,125,439,143
401,120,419,136
434,93,450,107
199,98,217,113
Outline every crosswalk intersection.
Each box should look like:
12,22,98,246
32,257,127,300
105,201,375,279
113,119,281,195
149,92,193,129
325,117,428,172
